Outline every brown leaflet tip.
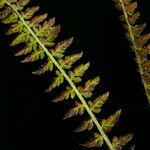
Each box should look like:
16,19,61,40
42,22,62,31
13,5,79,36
45,86,53,93
68,37,74,44
49,17,55,26
51,25,61,37
51,95,66,103
74,119,94,133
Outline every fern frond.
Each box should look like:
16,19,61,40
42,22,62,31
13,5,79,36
0,0,133,150
113,0,150,105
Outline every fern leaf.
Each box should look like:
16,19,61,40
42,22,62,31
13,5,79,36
101,110,121,132
74,119,93,132
59,52,83,69
78,76,100,98
88,92,109,113
63,101,84,119
15,47,30,56
21,6,40,20
82,133,104,148
0,1,133,150
21,48,45,63
2,13,18,24
30,13,47,26
42,25,61,47
6,22,24,35
32,58,53,75
15,39,39,56
52,86,75,102
69,62,90,83
10,31,31,46
51,37,73,58
35,18,56,37
113,0,150,105
46,70,64,92
112,134,133,150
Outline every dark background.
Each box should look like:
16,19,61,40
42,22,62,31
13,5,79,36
0,0,150,150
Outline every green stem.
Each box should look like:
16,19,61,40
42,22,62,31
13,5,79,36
119,0,150,105
4,0,115,150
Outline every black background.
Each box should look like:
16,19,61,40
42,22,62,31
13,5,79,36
0,0,150,150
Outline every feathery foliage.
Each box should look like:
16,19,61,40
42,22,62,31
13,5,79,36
0,0,133,150
113,0,150,106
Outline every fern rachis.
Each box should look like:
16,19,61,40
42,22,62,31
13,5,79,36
0,0,133,150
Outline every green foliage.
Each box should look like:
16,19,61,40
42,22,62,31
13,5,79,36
0,0,133,150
